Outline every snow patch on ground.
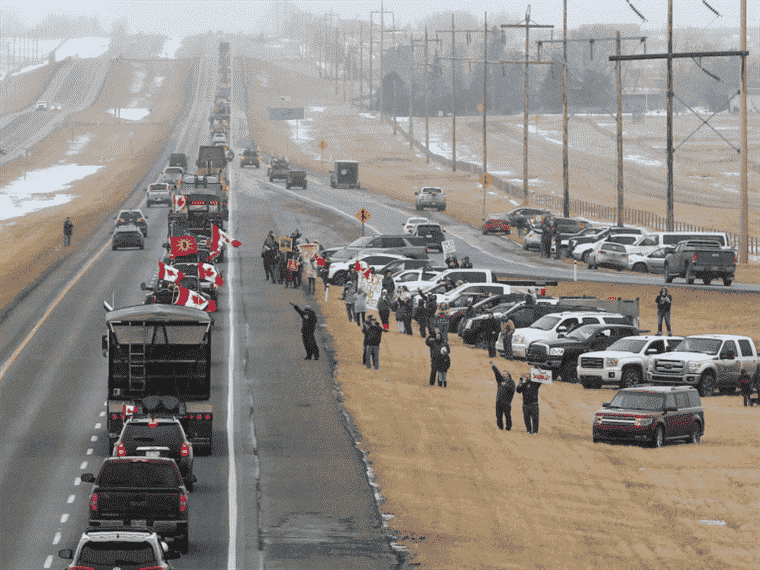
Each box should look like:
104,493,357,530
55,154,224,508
625,154,662,167
153,77,165,89
310,107,326,113
107,108,150,121
66,135,92,156
55,37,110,59
287,118,320,160
131,66,146,94
0,164,104,220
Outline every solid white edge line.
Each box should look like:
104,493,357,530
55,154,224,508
43,554,53,568
227,47,238,570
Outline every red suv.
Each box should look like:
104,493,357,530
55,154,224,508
483,213,510,235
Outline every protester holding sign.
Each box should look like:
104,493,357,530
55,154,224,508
516,374,542,434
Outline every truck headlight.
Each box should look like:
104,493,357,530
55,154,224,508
514,335,524,344
605,357,619,367
549,347,565,356
648,362,654,372
634,417,654,427
688,361,699,372
465,321,473,330
594,414,603,425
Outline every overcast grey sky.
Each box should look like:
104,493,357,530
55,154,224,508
0,0,753,36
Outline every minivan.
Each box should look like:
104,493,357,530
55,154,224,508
625,232,729,257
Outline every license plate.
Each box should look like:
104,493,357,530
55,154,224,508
711,266,720,271
132,519,147,526
146,451,161,458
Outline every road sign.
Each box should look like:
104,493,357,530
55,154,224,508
355,208,372,223
268,107,305,120
478,173,494,188
318,140,328,150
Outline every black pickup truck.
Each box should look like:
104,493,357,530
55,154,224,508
81,457,190,553
664,240,736,286
526,323,641,384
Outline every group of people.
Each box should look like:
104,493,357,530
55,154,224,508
539,215,562,260
262,229,322,294
491,363,542,434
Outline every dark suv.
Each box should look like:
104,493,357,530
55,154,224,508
116,209,149,237
593,386,704,447
507,207,551,233
414,224,446,253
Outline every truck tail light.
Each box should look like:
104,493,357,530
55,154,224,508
181,442,191,457
205,414,211,420
693,253,698,262
116,442,126,457
90,493,98,511
140,567,163,570
180,493,188,512
71,566,95,570
734,254,737,264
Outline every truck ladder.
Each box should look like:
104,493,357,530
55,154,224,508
128,340,147,392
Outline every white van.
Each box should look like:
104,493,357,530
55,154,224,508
625,231,729,257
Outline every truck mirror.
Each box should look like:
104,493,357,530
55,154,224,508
80,473,95,483
102,335,108,356
602,402,610,408
58,549,73,559
140,282,147,290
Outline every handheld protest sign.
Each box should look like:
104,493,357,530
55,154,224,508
531,367,553,384
287,258,299,271
279,236,293,252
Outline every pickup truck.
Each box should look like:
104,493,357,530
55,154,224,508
663,240,736,286
415,187,446,211
81,457,190,553
646,334,758,396
268,158,290,182
146,183,172,207
527,323,642,383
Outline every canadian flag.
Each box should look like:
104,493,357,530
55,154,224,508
355,260,371,279
198,263,224,287
122,404,137,418
208,224,241,260
158,261,184,284
173,194,187,213
170,235,198,258
316,256,326,267
174,285,217,313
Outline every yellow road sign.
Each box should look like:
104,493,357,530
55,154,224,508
355,208,372,223
318,140,328,150
478,173,494,189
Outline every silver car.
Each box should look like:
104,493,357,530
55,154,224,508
588,242,629,271
627,246,675,273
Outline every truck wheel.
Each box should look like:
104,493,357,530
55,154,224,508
286,183,290,189
664,265,674,283
651,425,665,448
186,474,195,492
703,277,712,285
698,370,716,397
685,264,695,285
581,251,591,264
632,263,648,273
330,181,336,188
303,183,307,189
416,205,422,211
691,423,702,444
332,271,348,286
723,277,733,286
560,360,577,384
620,367,642,388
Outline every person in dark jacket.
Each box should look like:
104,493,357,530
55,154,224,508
425,333,445,386
445,255,459,269
753,366,760,406
377,289,392,331
436,303,451,344
501,317,515,360
436,345,451,387
399,291,414,336
414,296,428,337
275,250,286,284
491,361,515,430
363,315,386,370
482,313,501,358
539,217,551,258
63,217,74,247
516,375,541,434
460,256,473,269
419,289,438,337
262,230,278,281
655,288,673,336
740,369,753,407
290,302,319,360
381,270,395,293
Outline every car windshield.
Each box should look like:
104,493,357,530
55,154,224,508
422,188,441,194
566,326,600,340
606,338,648,353
347,236,374,248
97,460,181,488
397,272,420,282
673,338,722,355
530,315,561,331
407,218,427,225
122,424,184,453
78,542,156,564
330,248,360,261
608,392,665,411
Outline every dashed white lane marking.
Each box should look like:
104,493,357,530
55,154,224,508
43,554,53,568
86,448,93,455
99,410,106,417
60,514,68,523
67,494,75,504
52,532,61,545
94,423,101,429
74,477,81,486
79,461,87,470
90,435,97,442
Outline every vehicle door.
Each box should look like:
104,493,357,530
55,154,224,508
674,392,695,436
662,393,681,439
717,340,741,386
555,316,581,336
646,248,671,272
589,328,614,352
382,237,406,249
737,339,757,377
629,234,660,256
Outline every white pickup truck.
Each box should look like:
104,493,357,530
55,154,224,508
646,334,758,396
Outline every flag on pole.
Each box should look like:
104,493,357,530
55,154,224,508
158,261,184,284
198,262,224,287
174,285,217,313
173,194,187,213
209,224,241,260
169,236,198,258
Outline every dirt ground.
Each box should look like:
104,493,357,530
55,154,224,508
0,58,191,317
245,51,760,568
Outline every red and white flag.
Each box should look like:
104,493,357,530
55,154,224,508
174,285,217,313
170,235,198,258
173,194,187,213
198,262,224,287
209,224,241,260
158,261,184,284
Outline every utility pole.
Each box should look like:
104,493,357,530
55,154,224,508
562,0,568,217
501,9,554,204
360,26,363,108
411,30,442,161
616,31,623,226
409,34,414,147
452,14,456,171
343,31,347,103
610,3,748,234
740,0,748,263
371,2,395,119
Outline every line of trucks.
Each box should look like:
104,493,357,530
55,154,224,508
58,43,234,567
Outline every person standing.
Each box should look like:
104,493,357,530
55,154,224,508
501,317,515,360
516,374,541,434
362,315,386,370
420,290,438,337
425,332,444,386
290,302,319,360
414,296,428,337
655,287,673,336
491,361,515,430
460,256,473,268
341,282,356,322
381,270,395,293
377,289,392,331
482,312,501,358
354,287,368,327
539,216,550,258
551,216,562,259
740,369,753,407
304,256,318,294
262,231,278,281
753,366,760,407
435,303,451,344
436,346,451,387
63,217,74,247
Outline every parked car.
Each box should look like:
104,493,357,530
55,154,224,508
146,182,172,207
413,223,446,252
567,226,644,256
627,246,675,273
483,213,510,235
507,207,551,234
593,386,704,447
415,187,446,211
378,258,438,277
57,526,181,568
402,216,429,235
112,224,145,250
115,210,148,237
663,240,736,286
587,241,630,271
286,169,307,189
328,253,410,285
